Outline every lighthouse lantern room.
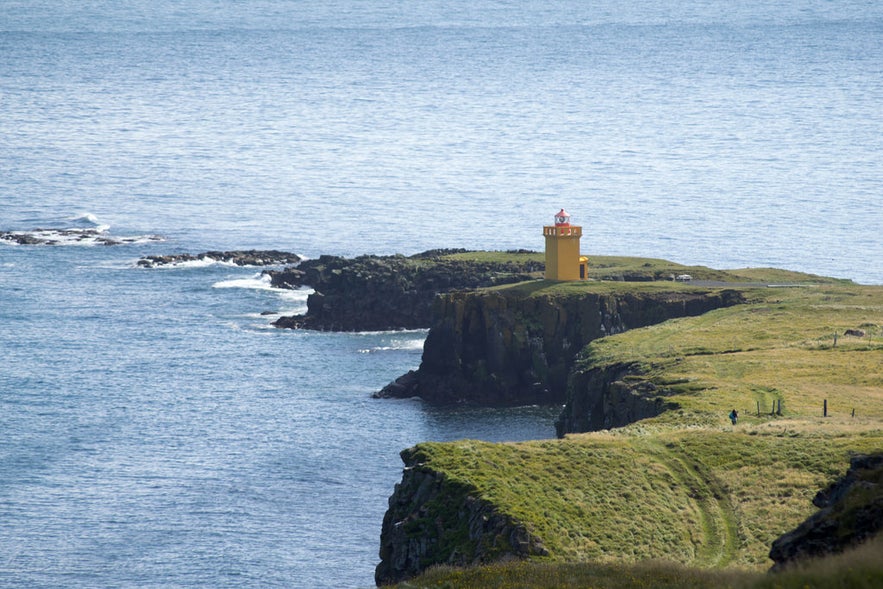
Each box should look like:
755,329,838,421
544,209,587,281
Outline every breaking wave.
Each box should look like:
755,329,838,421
148,257,240,269
213,273,312,316
212,273,278,291
356,330,428,354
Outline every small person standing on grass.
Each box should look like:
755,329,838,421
729,409,738,425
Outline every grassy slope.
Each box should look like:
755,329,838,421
581,284,883,424
401,535,883,589
391,260,882,587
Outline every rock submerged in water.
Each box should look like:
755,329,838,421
375,370,420,399
137,250,301,268
1,228,163,246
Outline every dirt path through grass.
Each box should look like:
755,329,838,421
635,439,739,567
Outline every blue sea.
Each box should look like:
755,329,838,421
1,2,881,587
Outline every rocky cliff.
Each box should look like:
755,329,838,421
375,446,548,586
269,250,543,331
554,362,678,436
377,287,743,407
769,452,883,571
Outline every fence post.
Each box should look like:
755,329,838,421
757,401,760,416
824,399,828,417
777,399,782,415
852,408,855,418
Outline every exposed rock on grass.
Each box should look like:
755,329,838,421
770,453,883,571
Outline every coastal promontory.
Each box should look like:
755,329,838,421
268,249,543,331
372,259,882,587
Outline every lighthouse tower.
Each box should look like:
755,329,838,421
543,209,587,281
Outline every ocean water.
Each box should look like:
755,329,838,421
1,2,881,587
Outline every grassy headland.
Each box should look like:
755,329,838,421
384,257,882,587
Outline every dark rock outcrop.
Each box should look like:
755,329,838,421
137,250,301,268
555,362,677,436
769,453,883,571
376,446,547,586
270,251,543,332
377,288,743,408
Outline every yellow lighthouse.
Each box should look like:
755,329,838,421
544,209,588,281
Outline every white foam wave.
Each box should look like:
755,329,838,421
357,330,427,354
70,212,100,224
1,223,163,247
353,329,429,337
277,287,312,303
156,257,239,270
213,273,276,290
68,212,111,232
213,274,312,316
358,344,425,354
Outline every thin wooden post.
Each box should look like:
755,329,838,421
777,399,782,415
852,408,855,418
824,399,828,417
757,401,761,416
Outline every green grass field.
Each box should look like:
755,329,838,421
397,535,883,589
386,260,882,588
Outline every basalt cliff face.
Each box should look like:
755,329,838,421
377,288,743,409
375,447,548,586
554,362,678,436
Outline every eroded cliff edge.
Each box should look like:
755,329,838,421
376,446,548,586
377,286,744,407
769,452,883,571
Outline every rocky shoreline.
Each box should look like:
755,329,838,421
137,250,301,267
114,247,881,585
268,250,543,331
1,228,164,246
